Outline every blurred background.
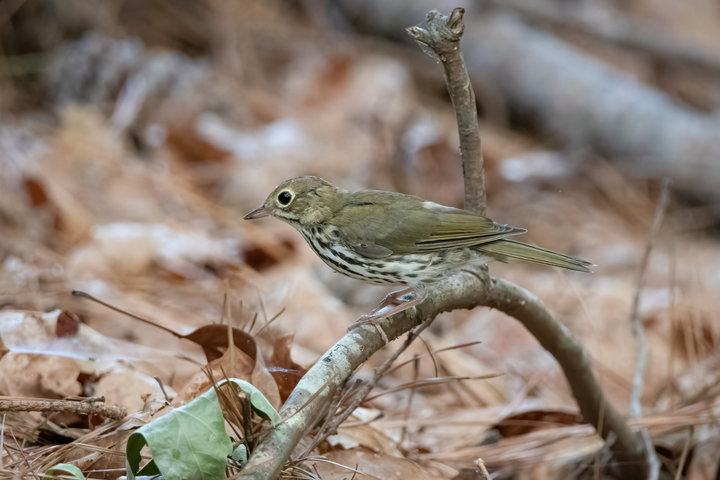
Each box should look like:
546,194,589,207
1,0,720,478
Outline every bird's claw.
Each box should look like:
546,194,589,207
348,288,428,343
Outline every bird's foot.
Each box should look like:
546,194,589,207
348,287,426,342
374,287,414,310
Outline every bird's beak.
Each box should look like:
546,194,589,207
244,205,271,220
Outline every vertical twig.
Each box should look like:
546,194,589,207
407,8,486,214
629,179,671,415
628,178,671,480
399,354,420,445
475,459,492,480
674,426,693,480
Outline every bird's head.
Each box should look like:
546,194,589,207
244,176,340,226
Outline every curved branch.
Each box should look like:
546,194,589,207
484,279,647,477
237,274,648,479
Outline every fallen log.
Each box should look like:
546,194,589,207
339,0,720,199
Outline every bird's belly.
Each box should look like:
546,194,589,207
310,242,411,286
301,230,484,286
356,250,486,286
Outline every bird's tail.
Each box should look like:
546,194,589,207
479,240,593,272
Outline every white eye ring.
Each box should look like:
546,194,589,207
277,190,293,207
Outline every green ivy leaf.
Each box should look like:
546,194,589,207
222,379,280,426
43,463,85,480
126,387,232,480
125,379,280,480
231,444,248,465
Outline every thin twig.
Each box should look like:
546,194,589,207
628,178,671,480
0,397,126,421
674,426,693,480
364,374,498,401
399,355,419,446
384,340,482,376
407,8,486,214
72,290,181,338
475,459,491,480
629,179,671,416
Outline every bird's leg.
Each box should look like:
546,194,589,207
373,287,414,311
348,286,428,340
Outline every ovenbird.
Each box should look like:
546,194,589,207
245,176,591,322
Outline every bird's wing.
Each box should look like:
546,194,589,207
334,191,526,257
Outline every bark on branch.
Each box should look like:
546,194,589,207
0,396,126,420
238,274,649,478
407,8,486,214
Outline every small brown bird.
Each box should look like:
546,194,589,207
245,176,591,322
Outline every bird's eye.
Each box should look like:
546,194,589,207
277,190,293,206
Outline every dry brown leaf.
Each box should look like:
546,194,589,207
22,176,50,207
0,354,82,397
326,423,403,457
177,345,256,402
183,323,257,363
251,352,281,409
94,367,175,413
491,409,584,438
177,324,280,406
267,333,307,402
